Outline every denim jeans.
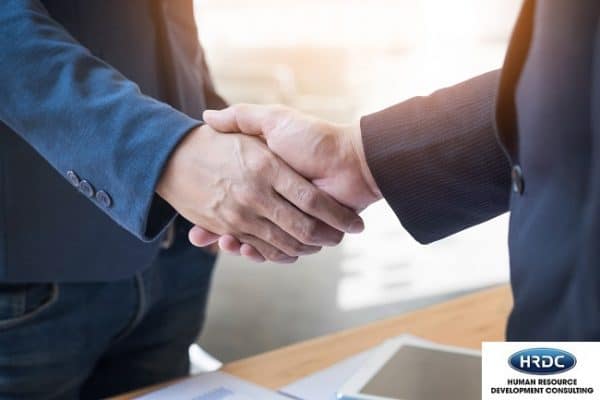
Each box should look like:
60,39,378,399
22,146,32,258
0,228,216,400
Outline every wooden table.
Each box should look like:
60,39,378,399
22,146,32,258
116,285,512,398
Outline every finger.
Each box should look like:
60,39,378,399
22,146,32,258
245,216,321,257
218,235,241,255
240,243,265,263
238,234,298,264
203,104,278,138
188,226,220,247
274,165,364,234
261,190,343,246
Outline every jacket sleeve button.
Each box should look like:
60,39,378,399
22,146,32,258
511,165,525,194
96,190,113,208
78,180,95,198
66,170,80,187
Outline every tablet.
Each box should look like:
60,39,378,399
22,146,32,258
337,337,481,400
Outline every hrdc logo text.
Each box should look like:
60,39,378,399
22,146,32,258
509,348,576,375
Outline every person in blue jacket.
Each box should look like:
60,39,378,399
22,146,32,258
0,1,362,398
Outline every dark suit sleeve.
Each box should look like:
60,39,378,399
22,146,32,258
0,0,201,241
361,70,511,244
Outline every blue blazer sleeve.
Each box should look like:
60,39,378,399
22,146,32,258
0,0,201,241
360,71,512,244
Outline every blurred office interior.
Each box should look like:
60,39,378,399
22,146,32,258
192,0,522,364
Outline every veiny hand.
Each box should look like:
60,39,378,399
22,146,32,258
157,124,364,263
188,105,382,259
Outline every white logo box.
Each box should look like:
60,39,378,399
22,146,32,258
482,342,600,399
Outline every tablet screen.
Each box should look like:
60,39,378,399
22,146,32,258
359,344,480,400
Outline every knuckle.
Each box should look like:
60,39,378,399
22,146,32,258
295,187,309,204
238,188,259,206
253,153,277,174
299,188,320,209
299,219,319,243
224,207,245,226
269,204,284,223
228,215,243,227
262,227,276,245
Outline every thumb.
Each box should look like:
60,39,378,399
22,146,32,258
203,104,276,138
203,107,243,133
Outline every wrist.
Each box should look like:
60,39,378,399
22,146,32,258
344,121,382,201
156,124,205,202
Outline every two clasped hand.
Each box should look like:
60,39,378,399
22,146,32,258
184,104,383,262
157,122,366,263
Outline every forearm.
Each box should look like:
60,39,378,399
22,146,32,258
359,70,511,243
0,0,200,240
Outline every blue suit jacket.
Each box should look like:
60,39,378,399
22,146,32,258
362,0,600,339
0,1,224,281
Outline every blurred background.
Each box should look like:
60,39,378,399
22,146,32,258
192,0,521,364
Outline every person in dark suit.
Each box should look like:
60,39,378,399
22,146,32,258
196,0,600,340
0,1,362,398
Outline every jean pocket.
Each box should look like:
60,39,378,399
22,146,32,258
0,283,59,330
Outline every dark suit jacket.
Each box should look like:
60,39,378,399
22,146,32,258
0,1,224,281
361,0,600,340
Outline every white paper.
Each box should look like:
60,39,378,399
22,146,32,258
138,335,436,400
138,371,290,400
279,350,372,400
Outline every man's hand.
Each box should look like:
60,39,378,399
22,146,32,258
188,105,382,259
157,124,364,263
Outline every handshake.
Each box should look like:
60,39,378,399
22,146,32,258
157,104,383,263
